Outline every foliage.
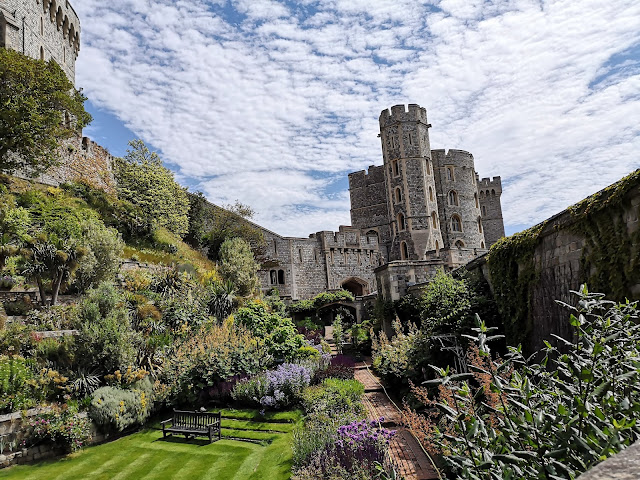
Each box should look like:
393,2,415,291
233,363,312,410
28,408,91,452
404,286,640,479
289,290,355,315
74,282,138,374
201,200,265,262
235,300,305,360
114,140,190,237
315,355,356,382
0,49,92,176
0,190,30,269
332,315,345,354
420,269,473,334
301,378,365,417
0,355,35,413
72,217,124,292
371,319,418,383
90,377,153,432
217,237,259,297
161,321,268,404
205,279,236,321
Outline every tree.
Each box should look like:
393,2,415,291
202,201,265,261
114,140,190,237
73,218,124,292
0,190,31,269
218,237,259,297
0,49,92,176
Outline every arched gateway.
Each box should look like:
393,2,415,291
340,277,369,297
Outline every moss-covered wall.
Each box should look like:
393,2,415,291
472,169,640,353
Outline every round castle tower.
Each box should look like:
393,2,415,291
0,0,80,83
379,104,444,261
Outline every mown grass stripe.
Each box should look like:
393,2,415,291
108,452,153,480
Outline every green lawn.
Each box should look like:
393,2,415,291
0,411,302,480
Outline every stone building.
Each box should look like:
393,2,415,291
255,104,505,302
1,0,80,82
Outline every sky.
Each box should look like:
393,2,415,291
73,0,640,238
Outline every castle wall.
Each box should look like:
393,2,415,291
478,176,506,247
1,0,80,82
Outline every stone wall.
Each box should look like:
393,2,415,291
478,176,505,248
0,408,109,469
0,0,80,83
464,169,640,352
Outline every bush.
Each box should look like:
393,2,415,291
0,355,35,413
89,377,153,432
73,219,123,292
232,363,312,410
74,282,138,374
28,408,91,452
301,378,365,417
161,321,268,404
217,237,259,297
371,319,418,383
235,301,305,360
404,286,640,479
314,355,356,382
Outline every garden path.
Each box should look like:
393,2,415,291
354,361,441,480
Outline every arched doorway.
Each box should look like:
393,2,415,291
341,277,368,297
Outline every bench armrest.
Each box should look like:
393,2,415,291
160,419,173,425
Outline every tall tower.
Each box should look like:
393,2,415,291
379,104,443,261
478,176,505,247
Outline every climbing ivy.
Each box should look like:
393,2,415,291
288,290,354,315
486,168,640,348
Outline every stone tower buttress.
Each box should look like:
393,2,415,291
478,176,505,247
379,104,443,261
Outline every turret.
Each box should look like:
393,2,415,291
477,176,505,247
379,104,443,261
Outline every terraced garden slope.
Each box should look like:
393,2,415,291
0,410,302,480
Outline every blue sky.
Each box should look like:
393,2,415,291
73,0,640,237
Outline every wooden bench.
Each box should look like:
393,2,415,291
160,410,221,443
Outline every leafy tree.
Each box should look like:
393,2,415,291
235,300,305,360
114,140,190,237
73,218,124,292
202,200,265,261
0,190,31,269
218,237,259,297
0,49,92,176
420,269,472,334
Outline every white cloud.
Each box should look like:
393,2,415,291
73,0,640,237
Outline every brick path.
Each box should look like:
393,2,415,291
354,362,441,480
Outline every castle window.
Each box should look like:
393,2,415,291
40,46,44,61
392,160,400,177
278,270,285,285
314,249,318,264
426,160,431,175
298,248,303,263
408,133,413,145
428,186,434,202
491,189,496,196
448,190,459,206
435,240,439,252
481,241,485,249
270,270,277,285
431,211,438,229
400,241,409,260
273,239,277,255
455,240,465,249
451,215,462,232
447,166,455,181
63,46,65,63
474,193,479,208
478,217,483,233
481,205,487,216
395,187,403,203
40,17,44,35
397,212,406,231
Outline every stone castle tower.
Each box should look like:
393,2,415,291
349,104,505,299
0,0,80,83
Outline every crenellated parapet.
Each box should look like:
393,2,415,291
379,104,428,127
1,0,80,82
478,176,502,194
348,165,385,188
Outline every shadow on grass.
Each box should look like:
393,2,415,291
153,435,215,447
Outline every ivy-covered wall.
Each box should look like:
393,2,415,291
468,169,640,353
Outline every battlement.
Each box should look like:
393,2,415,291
317,228,379,250
431,148,475,168
379,104,427,127
348,165,385,188
42,0,81,54
478,176,502,193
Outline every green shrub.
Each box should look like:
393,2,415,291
371,319,418,382
407,287,640,479
28,408,91,452
301,378,365,417
73,218,124,292
295,345,321,360
89,377,153,432
231,374,268,406
0,355,34,412
218,237,259,297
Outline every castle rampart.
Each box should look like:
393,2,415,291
1,0,80,82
